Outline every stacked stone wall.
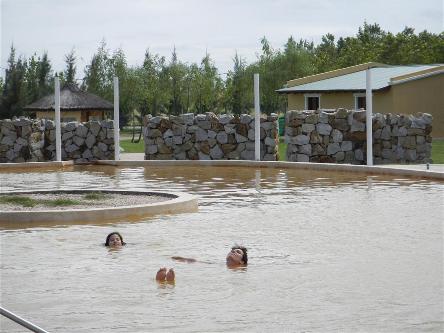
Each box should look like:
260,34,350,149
285,109,432,164
0,118,115,163
143,113,279,160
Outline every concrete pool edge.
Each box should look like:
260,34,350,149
0,189,198,224
0,160,74,170
95,160,444,180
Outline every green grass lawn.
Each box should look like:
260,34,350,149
0,195,82,207
120,139,144,153
0,192,109,208
278,140,286,161
119,137,444,163
431,138,444,164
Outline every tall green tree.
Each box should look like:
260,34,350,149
83,42,136,124
378,28,444,64
255,37,285,114
0,46,26,118
37,52,52,97
335,22,386,67
64,49,77,85
20,54,40,105
225,52,251,115
140,50,169,116
113,49,137,125
83,40,110,99
314,33,338,72
190,53,223,113
166,48,187,115
279,36,314,81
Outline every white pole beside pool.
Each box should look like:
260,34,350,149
1,307,50,333
54,76,61,162
113,76,120,161
366,68,373,166
254,73,260,161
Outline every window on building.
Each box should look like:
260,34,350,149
304,94,321,110
354,94,366,109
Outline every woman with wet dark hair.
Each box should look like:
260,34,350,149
171,245,248,267
105,232,126,248
226,246,248,267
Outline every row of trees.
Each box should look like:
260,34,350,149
1,23,443,123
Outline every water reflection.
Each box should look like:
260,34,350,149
156,281,176,289
254,169,261,193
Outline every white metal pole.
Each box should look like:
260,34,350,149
254,73,260,161
366,68,373,166
0,307,50,333
113,76,120,161
55,76,61,162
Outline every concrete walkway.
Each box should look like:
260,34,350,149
373,163,444,173
119,153,444,173
120,153,145,161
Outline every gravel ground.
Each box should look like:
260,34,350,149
0,192,170,211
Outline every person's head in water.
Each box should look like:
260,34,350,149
226,246,248,267
105,232,126,248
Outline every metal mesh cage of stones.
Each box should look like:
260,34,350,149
0,118,115,163
142,112,279,161
285,109,432,164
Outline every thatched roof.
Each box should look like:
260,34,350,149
24,83,113,111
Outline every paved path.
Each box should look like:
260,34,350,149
119,153,444,173
120,153,145,161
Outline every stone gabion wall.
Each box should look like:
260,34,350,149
285,109,432,164
0,118,45,163
143,113,279,160
0,118,115,163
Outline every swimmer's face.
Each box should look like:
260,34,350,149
108,234,122,248
226,248,245,267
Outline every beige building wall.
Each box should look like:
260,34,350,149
372,90,394,114
391,74,444,137
288,91,394,111
320,93,353,109
287,94,305,110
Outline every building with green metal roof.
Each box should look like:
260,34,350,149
277,63,444,137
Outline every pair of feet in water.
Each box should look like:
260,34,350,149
156,268,175,282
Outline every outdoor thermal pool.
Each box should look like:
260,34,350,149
0,165,443,332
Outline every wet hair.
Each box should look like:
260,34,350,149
232,245,248,264
105,232,126,246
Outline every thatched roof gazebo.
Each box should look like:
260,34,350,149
24,83,113,122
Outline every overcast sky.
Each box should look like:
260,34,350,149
1,0,443,79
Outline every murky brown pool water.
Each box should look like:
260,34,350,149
1,165,443,332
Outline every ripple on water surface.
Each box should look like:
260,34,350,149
0,165,443,332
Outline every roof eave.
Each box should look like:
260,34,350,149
276,87,389,94
285,62,388,87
